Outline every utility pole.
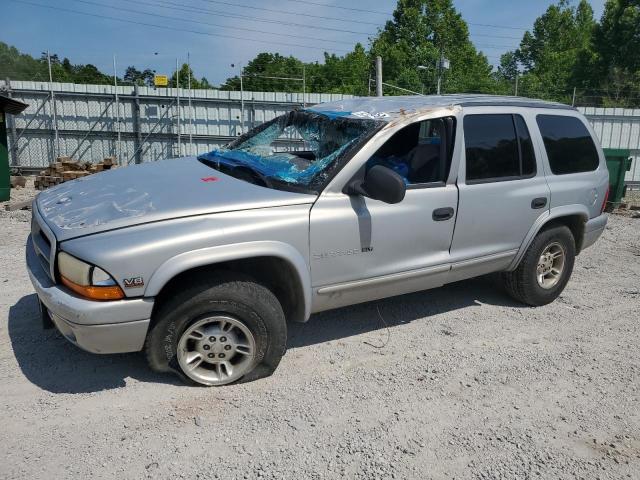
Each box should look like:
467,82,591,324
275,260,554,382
572,87,577,106
176,57,181,157
187,52,193,155
302,65,306,107
113,54,121,163
47,51,59,161
239,64,245,134
375,56,383,97
515,72,519,96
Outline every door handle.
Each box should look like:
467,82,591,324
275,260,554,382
531,197,548,209
432,207,455,221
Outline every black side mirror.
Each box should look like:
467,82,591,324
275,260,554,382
347,165,406,204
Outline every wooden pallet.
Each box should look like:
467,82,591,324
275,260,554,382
34,156,118,190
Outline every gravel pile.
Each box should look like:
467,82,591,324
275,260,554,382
0,214,638,479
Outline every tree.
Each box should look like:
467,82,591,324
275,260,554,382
512,0,596,101
369,0,495,95
590,0,640,104
123,66,155,87
170,63,208,89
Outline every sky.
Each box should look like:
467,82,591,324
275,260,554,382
2,0,607,86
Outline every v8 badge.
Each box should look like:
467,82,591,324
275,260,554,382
123,277,144,288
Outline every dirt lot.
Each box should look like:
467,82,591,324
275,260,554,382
1,200,639,479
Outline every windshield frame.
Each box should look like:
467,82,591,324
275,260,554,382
199,110,385,194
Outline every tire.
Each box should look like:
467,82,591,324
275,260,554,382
145,272,287,386
501,225,576,306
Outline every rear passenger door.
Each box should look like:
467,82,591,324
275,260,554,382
449,111,550,280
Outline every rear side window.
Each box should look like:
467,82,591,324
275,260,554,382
536,115,599,175
464,114,537,182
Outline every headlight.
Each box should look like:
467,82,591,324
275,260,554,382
57,252,124,301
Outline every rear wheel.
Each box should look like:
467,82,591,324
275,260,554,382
501,225,576,306
146,272,287,386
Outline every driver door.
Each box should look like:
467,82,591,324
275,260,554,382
309,117,459,312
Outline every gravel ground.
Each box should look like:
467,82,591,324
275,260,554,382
0,208,639,480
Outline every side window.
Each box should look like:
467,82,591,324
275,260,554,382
464,114,537,183
536,115,599,175
367,117,455,186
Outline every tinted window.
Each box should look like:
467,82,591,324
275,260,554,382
464,115,520,181
537,115,599,174
514,115,536,176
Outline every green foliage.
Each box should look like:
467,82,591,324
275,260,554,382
0,42,114,84
370,0,495,95
589,0,640,105
508,0,596,102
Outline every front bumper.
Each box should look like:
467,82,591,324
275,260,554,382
582,213,608,251
26,235,154,354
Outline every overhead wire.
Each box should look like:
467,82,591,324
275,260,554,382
67,0,358,46
8,0,353,53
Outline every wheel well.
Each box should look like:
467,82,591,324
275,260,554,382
151,256,306,323
540,214,586,254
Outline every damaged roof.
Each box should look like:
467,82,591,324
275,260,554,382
307,94,574,121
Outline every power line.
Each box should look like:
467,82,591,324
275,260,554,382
142,0,373,35
275,0,391,16
67,0,357,46
194,0,383,26
9,0,352,53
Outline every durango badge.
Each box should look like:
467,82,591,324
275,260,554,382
123,277,144,288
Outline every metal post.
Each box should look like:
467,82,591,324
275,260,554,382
240,65,245,134
187,52,193,156
47,51,59,162
133,84,142,164
5,78,19,167
437,55,442,96
515,73,519,96
572,87,577,107
375,56,383,97
176,58,181,157
113,55,121,163
302,65,306,107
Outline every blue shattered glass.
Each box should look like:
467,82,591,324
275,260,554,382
198,111,380,188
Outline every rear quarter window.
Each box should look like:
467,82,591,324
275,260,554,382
536,115,600,175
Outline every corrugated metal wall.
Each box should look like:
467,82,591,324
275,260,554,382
579,107,640,183
3,81,639,182
2,80,352,168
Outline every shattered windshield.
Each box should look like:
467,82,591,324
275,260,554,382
197,110,381,192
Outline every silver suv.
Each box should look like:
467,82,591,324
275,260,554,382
26,95,609,386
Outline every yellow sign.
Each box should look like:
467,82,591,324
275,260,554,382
154,75,168,87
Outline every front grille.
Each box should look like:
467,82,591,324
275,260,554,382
31,208,56,282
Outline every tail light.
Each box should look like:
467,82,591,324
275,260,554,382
600,186,610,214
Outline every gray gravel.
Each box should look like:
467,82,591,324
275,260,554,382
1,212,639,479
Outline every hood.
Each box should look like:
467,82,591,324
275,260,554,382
36,156,316,241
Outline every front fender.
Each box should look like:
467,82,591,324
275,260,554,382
507,204,590,271
145,240,312,321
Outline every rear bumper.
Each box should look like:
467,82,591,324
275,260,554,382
582,213,608,251
26,235,153,354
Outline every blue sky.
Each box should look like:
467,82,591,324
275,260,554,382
3,0,606,86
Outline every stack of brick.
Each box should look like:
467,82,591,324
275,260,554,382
34,156,117,190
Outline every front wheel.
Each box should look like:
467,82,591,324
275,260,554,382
501,225,576,306
145,273,287,386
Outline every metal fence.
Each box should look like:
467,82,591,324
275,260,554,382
2,80,639,182
0,80,353,170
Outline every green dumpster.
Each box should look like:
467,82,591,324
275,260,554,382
603,148,632,207
0,95,29,202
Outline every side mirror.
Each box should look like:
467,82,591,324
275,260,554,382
347,165,406,204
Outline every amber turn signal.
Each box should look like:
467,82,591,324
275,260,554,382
61,275,125,301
